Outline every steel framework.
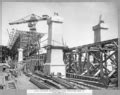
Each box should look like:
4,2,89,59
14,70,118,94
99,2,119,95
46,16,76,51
63,38,118,87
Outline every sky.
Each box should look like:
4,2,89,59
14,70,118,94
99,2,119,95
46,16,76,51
2,2,118,47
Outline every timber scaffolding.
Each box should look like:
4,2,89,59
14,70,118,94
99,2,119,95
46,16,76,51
8,29,45,60
7,29,46,75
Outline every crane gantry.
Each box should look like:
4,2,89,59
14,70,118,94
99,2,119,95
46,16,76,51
8,13,63,63
9,13,63,46
9,13,63,32
9,14,48,32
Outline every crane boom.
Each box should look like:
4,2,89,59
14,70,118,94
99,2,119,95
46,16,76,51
9,14,49,31
9,18,47,25
9,15,46,25
9,13,63,33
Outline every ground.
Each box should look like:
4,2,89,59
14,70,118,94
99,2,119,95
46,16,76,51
15,73,39,89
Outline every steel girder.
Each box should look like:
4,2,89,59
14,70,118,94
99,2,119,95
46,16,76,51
63,38,118,87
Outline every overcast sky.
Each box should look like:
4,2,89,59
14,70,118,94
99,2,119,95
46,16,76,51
2,2,118,47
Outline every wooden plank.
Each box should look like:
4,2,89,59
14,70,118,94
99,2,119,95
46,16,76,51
81,70,88,75
94,69,101,77
108,69,116,78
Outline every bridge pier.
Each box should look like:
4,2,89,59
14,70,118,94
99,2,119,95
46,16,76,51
44,46,66,78
43,15,65,77
18,48,23,62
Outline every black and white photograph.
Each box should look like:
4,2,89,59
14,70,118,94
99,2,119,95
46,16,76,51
0,1,119,93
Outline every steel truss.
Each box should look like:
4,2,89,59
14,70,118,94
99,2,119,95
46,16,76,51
63,38,118,87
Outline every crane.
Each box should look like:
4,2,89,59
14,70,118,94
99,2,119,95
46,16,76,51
10,13,63,46
9,14,49,32
9,13,63,64
9,13,63,32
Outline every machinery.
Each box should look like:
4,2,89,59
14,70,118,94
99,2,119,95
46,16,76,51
9,13,63,32
8,13,64,74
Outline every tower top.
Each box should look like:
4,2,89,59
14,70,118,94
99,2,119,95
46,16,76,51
98,15,104,25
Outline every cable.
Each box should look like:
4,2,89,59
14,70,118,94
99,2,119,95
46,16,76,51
39,39,48,44
52,40,63,45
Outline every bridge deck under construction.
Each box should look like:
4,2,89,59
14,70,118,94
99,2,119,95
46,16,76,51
1,13,119,90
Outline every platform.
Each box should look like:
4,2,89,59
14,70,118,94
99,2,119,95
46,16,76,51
15,73,39,89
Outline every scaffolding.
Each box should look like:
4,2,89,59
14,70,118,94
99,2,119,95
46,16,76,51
8,29,45,60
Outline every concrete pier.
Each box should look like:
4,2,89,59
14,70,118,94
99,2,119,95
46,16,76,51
18,48,23,62
44,15,65,77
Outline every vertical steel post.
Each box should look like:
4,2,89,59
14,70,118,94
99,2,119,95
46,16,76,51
86,51,90,75
100,51,104,77
104,51,107,75
78,52,82,74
